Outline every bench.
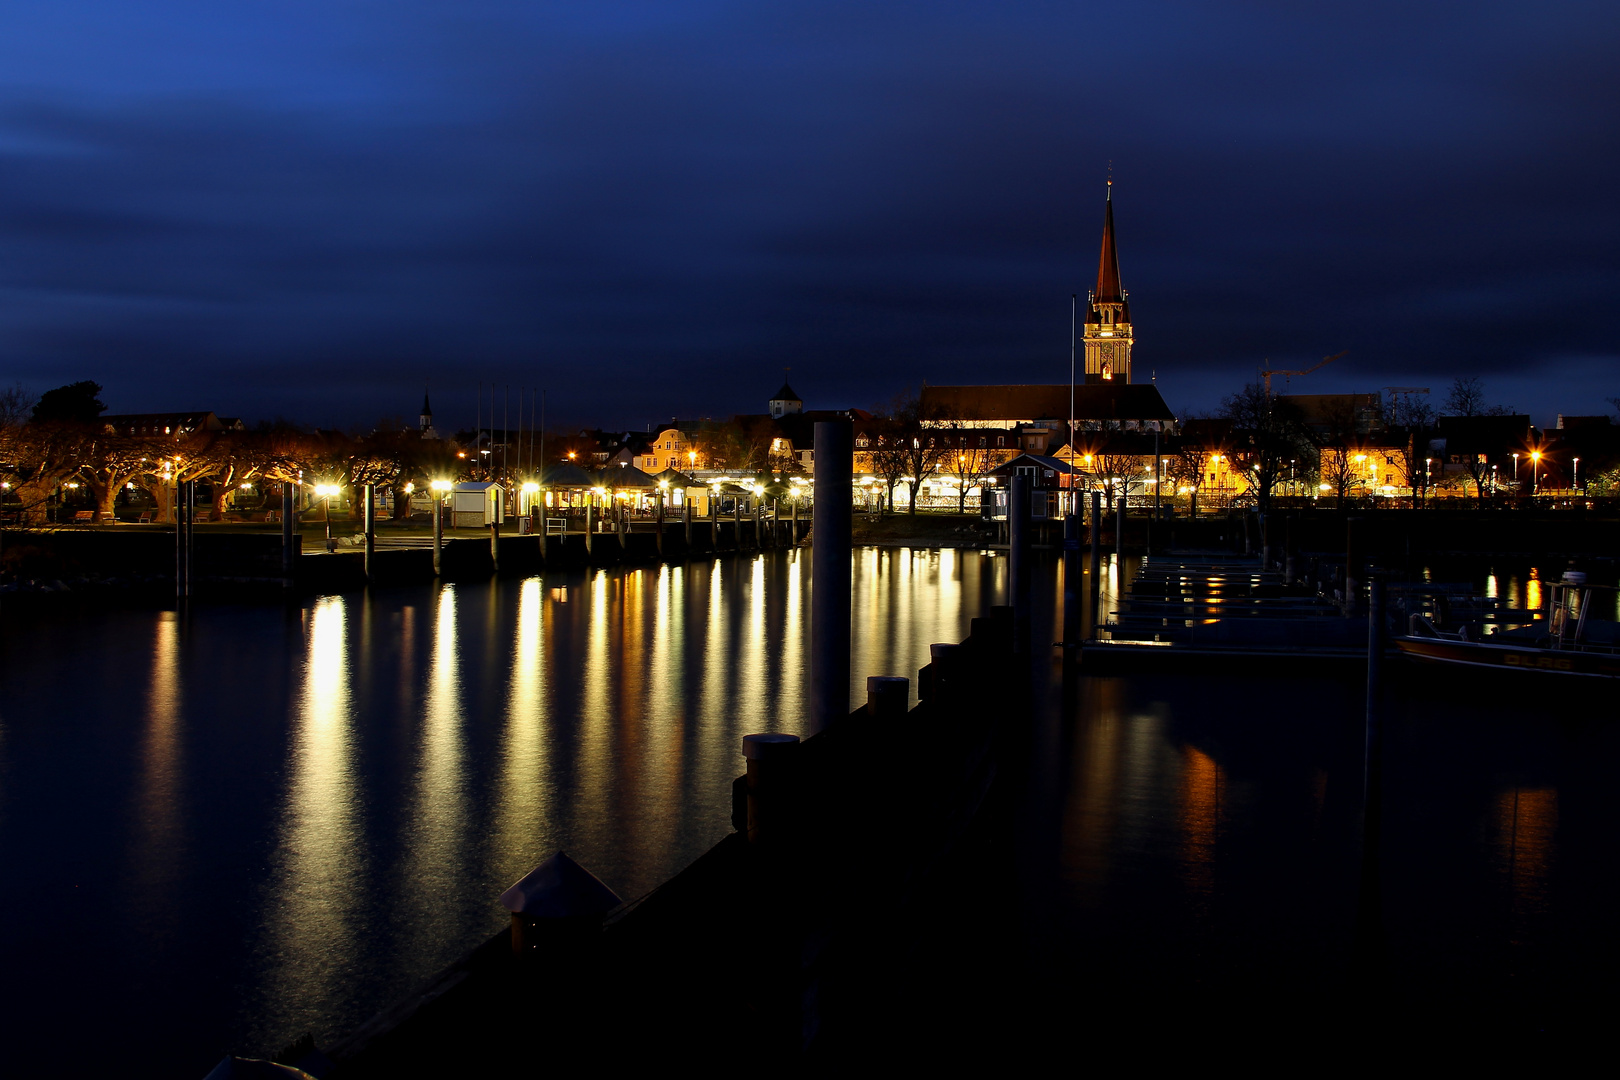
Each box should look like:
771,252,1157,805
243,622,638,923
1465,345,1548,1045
73,510,95,523
193,511,211,523
137,512,153,524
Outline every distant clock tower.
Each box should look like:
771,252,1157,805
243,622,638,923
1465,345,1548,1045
1082,182,1132,384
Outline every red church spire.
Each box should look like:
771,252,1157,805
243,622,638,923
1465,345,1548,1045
1093,180,1124,305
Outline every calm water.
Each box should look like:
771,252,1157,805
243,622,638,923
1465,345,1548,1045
2,549,1614,1073
0,547,1002,1075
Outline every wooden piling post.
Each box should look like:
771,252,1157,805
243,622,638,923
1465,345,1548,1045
754,498,763,549
655,489,665,559
432,493,443,576
734,496,744,551
1356,574,1386,966
585,501,594,557
866,676,909,719
1062,511,1081,648
1089,489,1102,617
617,499,628,551
1009,474,1031,653
742,733,801,845
1115,488,1125,555
281,481,295,588
809,420,854,732
683,499,693,549
363,483,375,583
490,517,500,573
1284,511,1298,586
790,498,799,544
1345,516,1362,614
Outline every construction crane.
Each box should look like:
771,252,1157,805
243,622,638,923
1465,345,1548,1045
1260,351,1348,396
1381,385,1431,426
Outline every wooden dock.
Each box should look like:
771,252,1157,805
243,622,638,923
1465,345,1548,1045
1082,553,1370,667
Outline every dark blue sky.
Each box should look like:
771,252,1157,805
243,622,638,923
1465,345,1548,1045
1,1,1615,430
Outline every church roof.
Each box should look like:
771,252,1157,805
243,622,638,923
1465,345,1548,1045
919,383,1174,423
422,389,432,416
771,382,801,402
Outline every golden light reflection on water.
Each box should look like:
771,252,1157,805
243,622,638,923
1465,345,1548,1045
261,597,364,1034
1493,786,1557,928
492,579,548,882
130,613,184,923
399,587,471,967
1177,745,1222,901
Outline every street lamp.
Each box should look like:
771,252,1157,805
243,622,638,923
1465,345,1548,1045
314,483,341,552
1512,452,1520,492
1573,457,1580,491
1531,451,1541,496
429,479,452,571
1425,457,1432,505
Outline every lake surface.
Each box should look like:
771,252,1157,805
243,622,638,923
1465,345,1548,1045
2,548,1613,1073
0,547,1005,1075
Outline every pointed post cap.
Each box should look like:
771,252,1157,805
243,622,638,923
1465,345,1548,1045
499,851,622,918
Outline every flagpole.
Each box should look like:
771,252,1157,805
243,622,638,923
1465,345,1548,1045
1069,292,1077,503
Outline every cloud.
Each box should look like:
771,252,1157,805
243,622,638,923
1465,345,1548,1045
0,1,1615,428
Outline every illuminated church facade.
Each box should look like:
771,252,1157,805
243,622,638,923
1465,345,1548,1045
1081,181,1133,384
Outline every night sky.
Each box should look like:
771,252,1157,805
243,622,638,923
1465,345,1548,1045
1,2,1615,431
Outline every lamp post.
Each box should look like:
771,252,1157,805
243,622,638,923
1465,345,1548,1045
1573,457,1580,492
1425,458,1432,506
1531,451,1541,496
315,484,340,552
1512,452,1520,493
430,480,451,573
1491,464,1497,498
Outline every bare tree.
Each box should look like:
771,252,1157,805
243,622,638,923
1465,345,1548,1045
1220,385,1313,516
1443,376,1514,418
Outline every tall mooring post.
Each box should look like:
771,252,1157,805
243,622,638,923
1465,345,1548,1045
734,496,745,551
175,480,193,604
1283,512,1298,585
617,499,628,551
809,420,853,733
1356,574,1386,967
1008,474,1031,653
432,492,444,576
363,483,375,583
490,514,501,573
655,489,666,559
281,481,295,589
1345,516,1363,614
1115,488,1125,556
789,498,799,545
584,500,594,557
683,499,693,549
1089,489,1102,616
1062,511,1081,650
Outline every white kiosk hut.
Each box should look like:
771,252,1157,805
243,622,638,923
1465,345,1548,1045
450,481,505,528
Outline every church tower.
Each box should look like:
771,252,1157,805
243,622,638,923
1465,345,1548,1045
1082,182,1133,384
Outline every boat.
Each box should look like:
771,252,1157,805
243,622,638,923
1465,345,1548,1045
1392,570,1620,680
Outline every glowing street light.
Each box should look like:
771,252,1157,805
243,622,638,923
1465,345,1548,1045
1531,450,1541,496
314,483,341,552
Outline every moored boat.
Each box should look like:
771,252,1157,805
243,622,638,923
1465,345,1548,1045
1392,570,1620,680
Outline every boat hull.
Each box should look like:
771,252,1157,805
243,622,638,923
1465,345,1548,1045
1392,635,1620,680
